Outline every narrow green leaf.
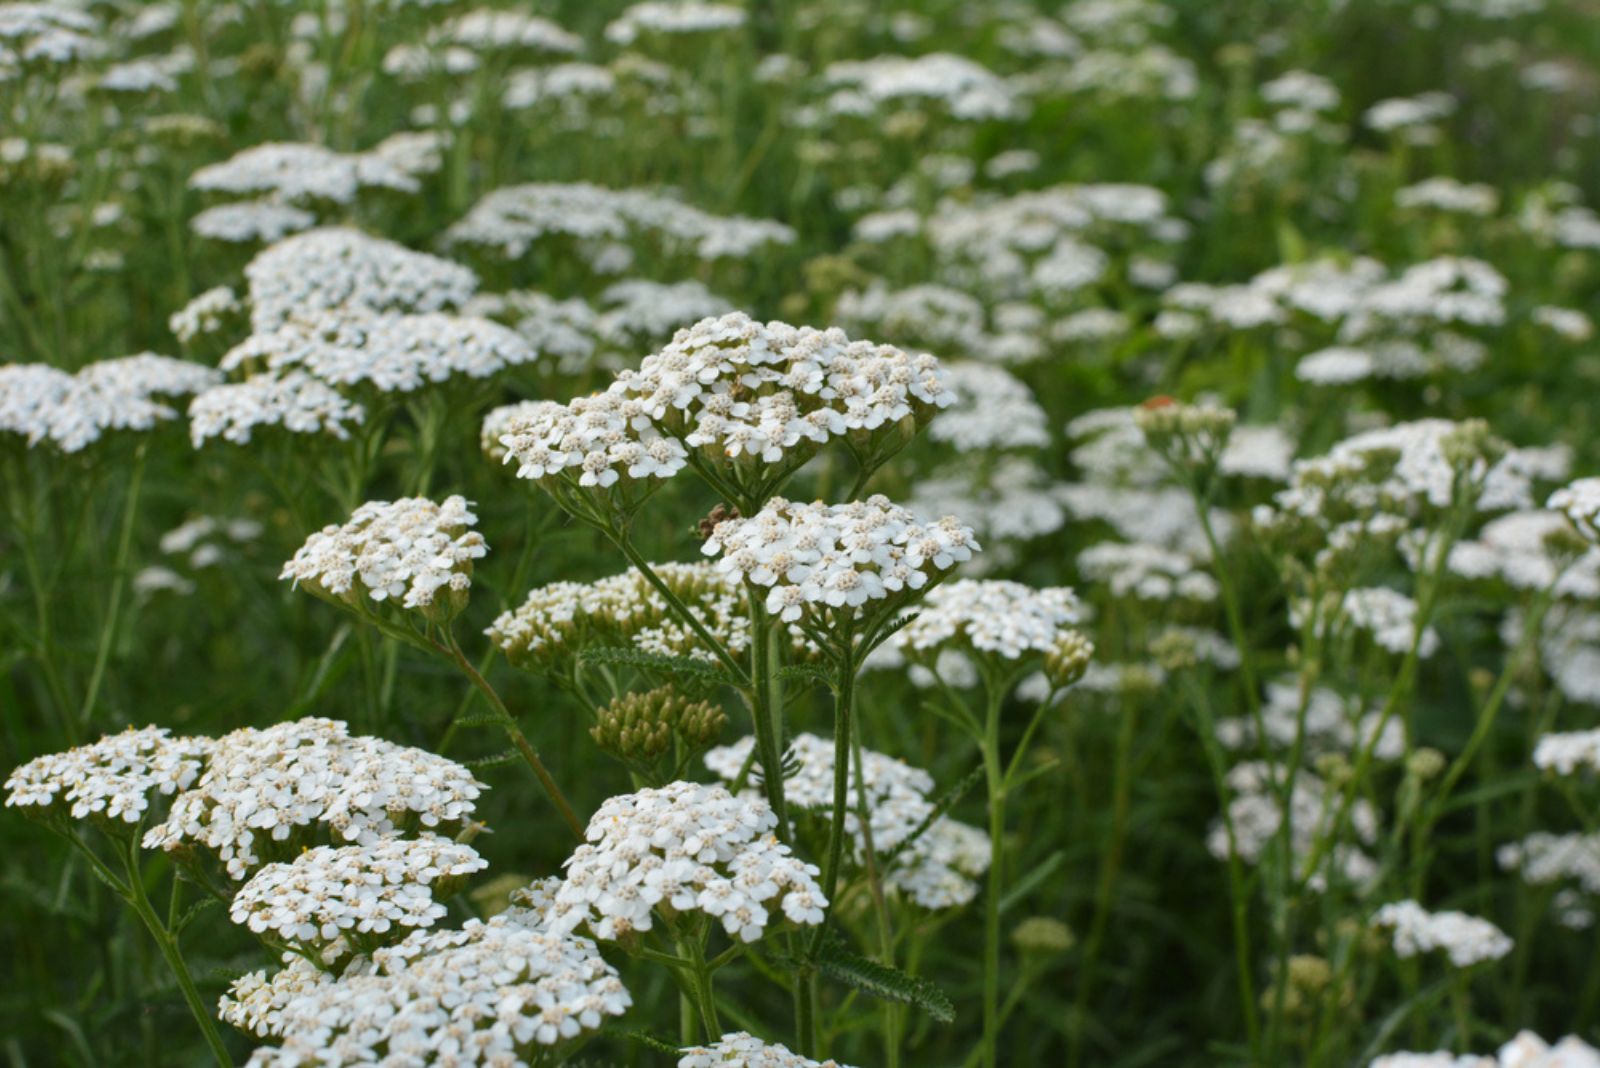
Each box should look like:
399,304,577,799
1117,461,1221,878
999,850,1066,915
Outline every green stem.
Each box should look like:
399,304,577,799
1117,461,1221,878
980,680,1007,1068
437,632,584,840
119,838,232,1066
79,443,147,732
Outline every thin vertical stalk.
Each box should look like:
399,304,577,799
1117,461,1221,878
436,632,584,840
979,680,1007,1068
116,838,232,1066
79,444,147,732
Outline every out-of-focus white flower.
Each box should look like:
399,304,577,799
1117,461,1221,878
1371,899,1513,967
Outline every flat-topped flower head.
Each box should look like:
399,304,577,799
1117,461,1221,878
446,183,794,266
1371,900,1513,968
488,561,750,670
705,733,990,910
281,495,486,620
887,578,1084,664
244,228,478,334
239,906,630,1063
143,717,484,881
550,781,826,944
188,370,366,447
679,1031,857,1068
6,726,210,826
926,363,1049,451
704,496,978,632
221,313,536,395
482,399,563,461
229,834,487,956
189,142,420,206
0,355,220,452
499,388,688,513
607,313,954,504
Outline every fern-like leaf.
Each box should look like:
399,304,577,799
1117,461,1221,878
579,646,739,688
815,938,956,1023
464,749,521,770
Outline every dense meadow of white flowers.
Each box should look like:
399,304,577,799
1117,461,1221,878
5,0,1600,1066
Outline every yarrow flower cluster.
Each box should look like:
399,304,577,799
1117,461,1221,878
239,906,631,1063
1371,1032,1600,1068
188,142,420,206
678,1031,858,1068
143,718,484,880
604,313,955,494
228,834,487,953
486,561,789,669
0,354,220,452
446,183,795,265
1371,900,1513,967
499,388,689,496
1210,762,1380,892
703,496,978,624
549,781,827,943
886,578,1084,662
1549,477,1600,543
242,228,479,333
188,370,366,446
1532,728,1600,776
6,727,210,825
280,495,486,615
705,733,991,909
221,313,536,394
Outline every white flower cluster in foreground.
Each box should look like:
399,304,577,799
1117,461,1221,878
229,834,486,951
143,718,484,880
6,727,210,824
1372,1032,1600,1068
1371,900,1513,967
679,1031,857,1068
188,370,366,446
705,733,990,909
446,183,795,263
886,578,1082,661
243,228,479,333
705,496,978,622
241,906,630,1063
608,313,954,472
0,355,219,452
221,312,535,394
550,781,826,943
500,388,689,490
281,495,486,612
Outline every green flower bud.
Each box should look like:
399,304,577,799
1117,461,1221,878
591,686,727,766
